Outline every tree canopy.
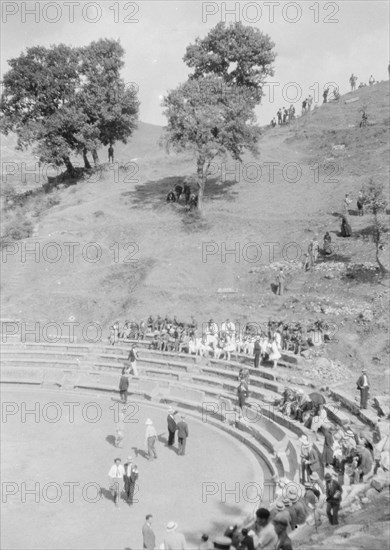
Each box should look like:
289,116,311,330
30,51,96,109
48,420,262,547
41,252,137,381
0,39,139,173
161,22,276,210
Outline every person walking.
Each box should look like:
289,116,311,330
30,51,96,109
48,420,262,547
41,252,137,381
324,473,342,525
123,456,139,504
142,514,156,550
145,419,158,461
167,407,178,447
108,458,125,508
356,369,370,409
177,415,189,456
128,345,139,376
164,521,187,550
119,373,129,404
276,268,285,296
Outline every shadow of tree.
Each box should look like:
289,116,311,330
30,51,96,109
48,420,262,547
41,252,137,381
123,176,239,211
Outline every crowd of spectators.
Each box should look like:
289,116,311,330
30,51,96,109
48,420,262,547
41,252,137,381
108,317,333,364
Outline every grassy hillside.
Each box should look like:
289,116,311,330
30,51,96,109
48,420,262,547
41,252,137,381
1,82,389,393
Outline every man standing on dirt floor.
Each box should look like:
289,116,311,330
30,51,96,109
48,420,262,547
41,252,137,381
167,407,178,446
108,458,125,508
356,369,370,409
119,372,129,404
177,415,189,455
123,456,138,504
142,514,156,549
276,267,285,296
145,419,158,460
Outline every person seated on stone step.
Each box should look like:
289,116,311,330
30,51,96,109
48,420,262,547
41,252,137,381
166,190,177,202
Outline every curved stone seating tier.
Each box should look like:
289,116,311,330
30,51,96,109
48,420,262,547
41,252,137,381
1,342,91,354
1,368,280,482
329,388,379,428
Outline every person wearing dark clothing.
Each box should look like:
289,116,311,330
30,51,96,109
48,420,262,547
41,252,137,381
237,382,248,415
340,215,352,237
174,185,183,200
177,415,189,455
325,473,342,525
323,232,332,255
277,109,282,125
323,88,329,103
322,426,334,466
183,184,191,204
237,529,254,550
167,407,178,446
253,338,261,368
356,369,370,409
166,191,177,202
273,514,293,550
108,145,114,163
123,458,138,504
119,374,129,403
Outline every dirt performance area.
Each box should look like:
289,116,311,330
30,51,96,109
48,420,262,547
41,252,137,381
1,387,262,550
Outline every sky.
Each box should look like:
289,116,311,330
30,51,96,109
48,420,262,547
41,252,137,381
1,1,389,126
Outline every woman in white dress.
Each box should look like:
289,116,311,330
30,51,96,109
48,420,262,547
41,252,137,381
269,337,281,368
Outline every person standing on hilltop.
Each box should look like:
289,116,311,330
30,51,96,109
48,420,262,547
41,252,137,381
276,267,285,296
369,75,375,86
323,87,329,103
350,73,358,91
277,108,282,125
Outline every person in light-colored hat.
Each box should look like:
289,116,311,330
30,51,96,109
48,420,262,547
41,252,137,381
145,419,158,461
164,521,186,550
282,496,298,531
269,500,285,522
271,502,292,533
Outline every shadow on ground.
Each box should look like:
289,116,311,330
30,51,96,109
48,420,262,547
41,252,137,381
123,176,238,211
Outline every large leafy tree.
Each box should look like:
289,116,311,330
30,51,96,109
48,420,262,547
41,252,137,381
162,22,276,210
162,76,260,209
0,39,139,173
77,39,139,165
184,21,276,103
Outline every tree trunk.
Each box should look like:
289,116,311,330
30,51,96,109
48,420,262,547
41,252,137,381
375,243,387,276
196,155,206,211
63,156,75,177
83,148,92,170
92,149,99,166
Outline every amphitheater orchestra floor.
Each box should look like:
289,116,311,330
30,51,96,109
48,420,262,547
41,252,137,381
1,386,264,550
